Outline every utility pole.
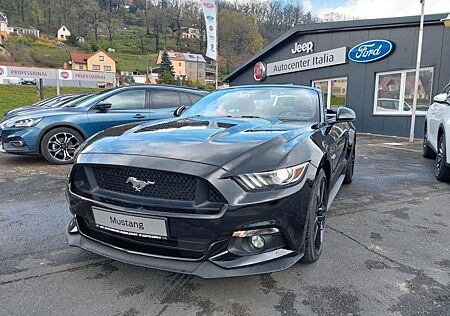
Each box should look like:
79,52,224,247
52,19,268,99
409,0,425,142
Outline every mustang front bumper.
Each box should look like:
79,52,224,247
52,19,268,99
66,154,317,278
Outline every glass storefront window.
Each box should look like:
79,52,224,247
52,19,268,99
313,77,347,109
374,68,434,115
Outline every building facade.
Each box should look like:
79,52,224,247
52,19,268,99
0,12,40,39
225,14,450,138
157,50,206,83
70,49,117,73
57,26,71,41
0,12,8,40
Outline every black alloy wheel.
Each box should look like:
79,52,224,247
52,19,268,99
435,133,450,181
301,169,328,263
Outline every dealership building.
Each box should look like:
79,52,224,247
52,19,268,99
225,14,450,138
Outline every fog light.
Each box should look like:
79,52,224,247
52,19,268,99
250,235,265,249
9,140,24,147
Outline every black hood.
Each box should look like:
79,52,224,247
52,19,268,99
81,117,313,173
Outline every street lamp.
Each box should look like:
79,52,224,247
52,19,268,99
441,13,450,27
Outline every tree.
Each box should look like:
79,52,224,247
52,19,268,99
218,8,264,74
158,50,174,83
66,34,78,46
83,0,103,41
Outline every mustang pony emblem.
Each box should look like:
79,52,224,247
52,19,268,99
126,177,155,192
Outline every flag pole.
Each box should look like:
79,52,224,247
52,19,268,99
409,0,425,142
215,0,219,90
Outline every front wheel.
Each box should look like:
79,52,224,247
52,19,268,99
435,133,450,182
41,127,83,164
301,169,328,264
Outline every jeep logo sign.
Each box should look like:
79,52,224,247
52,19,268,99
291,41,314,55
348,39,393,63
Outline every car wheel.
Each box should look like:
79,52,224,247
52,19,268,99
343,144,355,184
301,169,327,264
41,127,83,165
423,125,436,159
435,133,450,182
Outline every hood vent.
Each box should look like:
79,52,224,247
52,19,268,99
135,120,237,133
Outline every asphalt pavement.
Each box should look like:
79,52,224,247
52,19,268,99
0,134,449,316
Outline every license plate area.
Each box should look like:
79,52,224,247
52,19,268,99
92,207,168,240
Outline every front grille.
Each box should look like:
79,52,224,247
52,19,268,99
93,166,198,201
77,165,227,208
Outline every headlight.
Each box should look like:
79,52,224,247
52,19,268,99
235,162,309,191
5,117,43,128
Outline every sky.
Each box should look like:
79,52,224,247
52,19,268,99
304,0,450,19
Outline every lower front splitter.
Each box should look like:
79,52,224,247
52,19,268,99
67,225,303,278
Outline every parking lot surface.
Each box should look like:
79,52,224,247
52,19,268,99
0,134,449,316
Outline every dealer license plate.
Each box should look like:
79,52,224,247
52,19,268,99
92,207,168,239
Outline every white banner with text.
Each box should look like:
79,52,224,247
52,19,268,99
267,47,347,77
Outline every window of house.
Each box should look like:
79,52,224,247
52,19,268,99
104,65,111,71
102,90,146,110
312,77,347,109
99,55,104,61
79,65,84,70
374,67,433,115
179,62,182,66
93,65,100,70
151,90,181,109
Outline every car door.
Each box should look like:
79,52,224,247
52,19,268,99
87,88,149,135
321,117,349,188
149,89,182,120
428,84,450,150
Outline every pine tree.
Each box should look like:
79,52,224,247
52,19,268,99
159,50,175,84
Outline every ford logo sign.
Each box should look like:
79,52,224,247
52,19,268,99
348,39,394,63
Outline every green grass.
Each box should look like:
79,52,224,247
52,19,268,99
113,53,158,72
0,85,101,114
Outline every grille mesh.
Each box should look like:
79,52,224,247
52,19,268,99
93,166,197,201
91,165,225,203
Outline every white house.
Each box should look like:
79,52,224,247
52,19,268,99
57,26,71,41
0,12,9,40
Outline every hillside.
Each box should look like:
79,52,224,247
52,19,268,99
0,0,317,77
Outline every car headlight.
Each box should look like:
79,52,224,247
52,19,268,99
5,117,43,128
235,162,309,191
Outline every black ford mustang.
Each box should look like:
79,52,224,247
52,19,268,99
66,85,356,278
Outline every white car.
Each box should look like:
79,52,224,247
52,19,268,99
423,83,450,181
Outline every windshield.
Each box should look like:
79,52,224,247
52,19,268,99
183,87,320,122
47,94,93,108
33,96,60,107
66,89,114,108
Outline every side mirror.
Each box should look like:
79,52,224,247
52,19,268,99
433,93,449,104
174,105,187,117
336,106,356,122
94,101,112,111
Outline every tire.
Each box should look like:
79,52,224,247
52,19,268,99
41,127,84,165
343,144,355,184
423,125,435,159
435,133,450,182
301,169,328,264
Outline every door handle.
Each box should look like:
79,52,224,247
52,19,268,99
133,114,146,119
